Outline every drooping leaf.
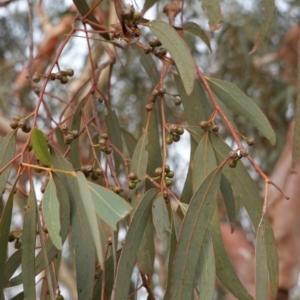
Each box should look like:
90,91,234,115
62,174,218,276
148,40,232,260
130,133,148,183
113,189,157,299
220,175,236,226
170,168,221,299
184,22,212,52
22,188,37,300
256,220,268,300
0,182,17,298
198,231,215,299
210,134,278,298
137,45,160,85
251,0,275,53
152,194,171,250
192,132,217,192
4,250,22,285
88,181,132,230
50,147,95,300
70,98,85,170
209,208,253,300
42,176,62,250
76,171,103,264
149,21,196,95
201,0,222,31
164,209,178,300
31,128,52,166
0,130,16,196
7,173,70,287
207,78,276,145
106,109,124,173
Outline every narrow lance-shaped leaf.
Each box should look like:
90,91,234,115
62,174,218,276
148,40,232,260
256,220,269,300
31,128,52,166
210,134,278,298
76,171,103,265
88,181,132,230
149,20,196,95
183,22,212,52
198,231,215,300
209,208,253,300
0,131,16,196
42,176,62,250
207,78,276,145
192,132,217,192
22,188,37,300
113,189,158,299
0,181,18,300
152,194,171,250
251,0,275,53
201,0,222,31
50,147,95,300
170,168,221,300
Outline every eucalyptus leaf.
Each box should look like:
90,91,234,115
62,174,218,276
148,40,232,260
149,21,196,95
201,0,222,31
31,128,52,166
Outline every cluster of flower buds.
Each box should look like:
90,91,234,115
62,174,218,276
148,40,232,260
166,125,184,144
81,165,103,180
32,69,74,85
144,38,168,58
128,172,140,189
155,164,174,187
145,88,167,111
9,116,31,133
99,133,112,154
200,120,219,132
60,124,79,145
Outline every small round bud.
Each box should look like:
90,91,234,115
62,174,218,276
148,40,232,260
99,138,107,146
163,189,169,200
107,236,112,245
200,121,210,129
148,38,161,48
60,124,68,132
70,130,79,139
166,135,173,145
129,181,137,189
133,11,142,20
18,119,27,130
144,47,151,54
165,179,172,186
155,167,163,176
146,103,153,111
22,126,31,133
64,134,74,144
50,73,56,80
56,295,64,300
174,98,182,106
246,138,255,146
212,125,219,132
91,173,99,181
164,165,171,173
65,69,74,77
129,172,138,180
105,146,112,154
32,72,41,83
14,240,22,249
159,88,166,95
175,126,184,135
12,116,21,121
169,124,177,133
122,9,133,20
55,72,63,80
86,165,93,173
94,168,103,176
9,120,19,130
60,76,68,84
151,89,159,97
101,133,109,140
160,48,167,56
229,159,237,168
8,232,16,242
166,171,174,178
172,134,180,142
42,226,48,233
112,186,123,194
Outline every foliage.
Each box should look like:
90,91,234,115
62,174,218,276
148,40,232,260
0,0,298,299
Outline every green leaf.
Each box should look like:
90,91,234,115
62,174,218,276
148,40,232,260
184,22,212,52
209,208,253,300
70,98,85,170
207,78,276,145
4,250,22,285
201,0,222,31
130,133,148,182
256,220,268,300
88,181,132,230
198,231,215,299
77,171,103,264
170,168,221,299
7,173,70,288
220,175,236,226
121,129,137,158
149,21,196,95
22,188,37,300
106,108,124,173
141,0,159,15
136,46,160,86
114,189,158,299
0,182,17,298
210,134,278,297
31,128,52,167
0,131,16,196
251,0,275,53
152,194,171,250
42,177,62,250
192,132,217,192
50,147,96,300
